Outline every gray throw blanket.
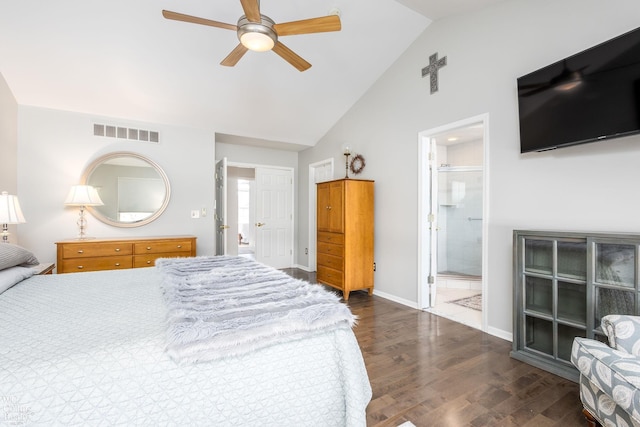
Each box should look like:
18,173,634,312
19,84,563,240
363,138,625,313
155,256,357,363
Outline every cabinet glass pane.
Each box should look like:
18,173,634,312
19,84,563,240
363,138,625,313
594,333,608,345
524,239,552,275
525,316,553,355
558,324,585,361
557,241,586,280
558,281,586,324
595,243,636,287
525,276,552,315
596,287,635,325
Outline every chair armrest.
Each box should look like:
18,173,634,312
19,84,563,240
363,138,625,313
572,337,640,420
602,315,640,355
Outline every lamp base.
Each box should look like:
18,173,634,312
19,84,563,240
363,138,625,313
344,153,350,179
1,224,9,243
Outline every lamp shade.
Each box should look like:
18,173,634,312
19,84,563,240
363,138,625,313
0,191,26,224
64,185,104,207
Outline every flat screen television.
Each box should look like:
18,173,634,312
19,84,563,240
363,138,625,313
517,26,640,153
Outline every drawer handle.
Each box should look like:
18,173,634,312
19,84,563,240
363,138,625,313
77,250,84,254
177,245,182,248
77,266,84,269
115,248,121,252
115,263,120,267
146,246,152,250
146,260,152,264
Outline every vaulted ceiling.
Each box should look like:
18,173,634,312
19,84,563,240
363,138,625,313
0,0,505,149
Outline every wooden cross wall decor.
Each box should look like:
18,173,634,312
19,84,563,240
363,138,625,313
421,52,447,94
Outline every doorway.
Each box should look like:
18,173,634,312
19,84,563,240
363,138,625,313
418,114,488,331
228,166,256,259
215,159,294,269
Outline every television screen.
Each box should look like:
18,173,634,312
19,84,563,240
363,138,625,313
517,26,640,153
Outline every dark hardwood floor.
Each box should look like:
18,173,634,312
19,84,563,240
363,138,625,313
282,268,585,427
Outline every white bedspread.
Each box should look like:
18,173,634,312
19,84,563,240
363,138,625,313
0,268,371,426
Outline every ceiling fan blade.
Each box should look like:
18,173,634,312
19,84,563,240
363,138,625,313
272,42,311,72
162,10,236,31
273,15,341,36
240,0,261,23
221,44,249,67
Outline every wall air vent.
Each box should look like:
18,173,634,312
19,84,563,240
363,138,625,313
93,123,160,143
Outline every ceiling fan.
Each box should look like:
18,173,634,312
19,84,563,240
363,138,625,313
162,0,341,72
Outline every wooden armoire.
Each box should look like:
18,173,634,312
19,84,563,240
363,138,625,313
316,178,374,300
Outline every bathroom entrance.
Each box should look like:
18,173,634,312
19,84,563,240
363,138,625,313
419,114,488,331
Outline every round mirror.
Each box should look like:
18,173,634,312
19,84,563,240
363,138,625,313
81,152,171,227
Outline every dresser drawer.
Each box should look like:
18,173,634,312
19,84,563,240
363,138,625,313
134,240,193,255
317,266,344,288
61,242,133,259
317,253,344,271
318,232,344,245
317,241,344,257
134,253,191,268
60,256,133,273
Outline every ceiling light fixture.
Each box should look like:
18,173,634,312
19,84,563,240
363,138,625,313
238,15,276,52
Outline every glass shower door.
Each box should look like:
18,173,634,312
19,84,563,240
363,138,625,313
436,167,483,278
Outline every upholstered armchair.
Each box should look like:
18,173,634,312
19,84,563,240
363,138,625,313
571,315,640,427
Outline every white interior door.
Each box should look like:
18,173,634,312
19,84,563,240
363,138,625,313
215,157,228,256
255,167,293,269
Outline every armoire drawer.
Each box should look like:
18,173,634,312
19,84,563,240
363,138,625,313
317,253,344,271
317,265,344,288
318,232,345,245
318,241,344,257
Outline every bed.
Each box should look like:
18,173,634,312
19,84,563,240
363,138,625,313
0,249,371,426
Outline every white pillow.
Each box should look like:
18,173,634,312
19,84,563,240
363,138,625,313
0,266,35,294
0,244,39,270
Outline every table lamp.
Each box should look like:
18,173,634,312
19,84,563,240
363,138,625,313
0,191,26,243
64,185,104,240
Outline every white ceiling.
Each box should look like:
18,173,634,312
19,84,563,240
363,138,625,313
0,0,504,150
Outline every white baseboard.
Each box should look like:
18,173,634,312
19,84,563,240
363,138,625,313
292,264,313,272
372,290,419,309
487,327,512,342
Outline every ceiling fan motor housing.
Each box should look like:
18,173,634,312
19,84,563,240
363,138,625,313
237,15,277,51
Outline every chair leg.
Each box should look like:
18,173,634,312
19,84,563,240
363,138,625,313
582,408,601,427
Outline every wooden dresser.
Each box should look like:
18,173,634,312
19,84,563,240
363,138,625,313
316,179,374,300
56,236,196,274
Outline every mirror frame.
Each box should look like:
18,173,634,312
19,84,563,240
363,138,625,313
81,151,171,228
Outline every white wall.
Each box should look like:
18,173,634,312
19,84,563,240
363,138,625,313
17,106,217,264
215,142,299,168
298,0,640,338
0,74,20,244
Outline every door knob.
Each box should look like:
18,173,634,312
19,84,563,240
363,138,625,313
256,222,266,227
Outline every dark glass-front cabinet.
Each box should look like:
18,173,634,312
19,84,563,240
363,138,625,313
512,230,640,382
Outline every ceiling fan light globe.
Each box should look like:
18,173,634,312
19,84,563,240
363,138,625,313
241,32,275,52
237,15,277,52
